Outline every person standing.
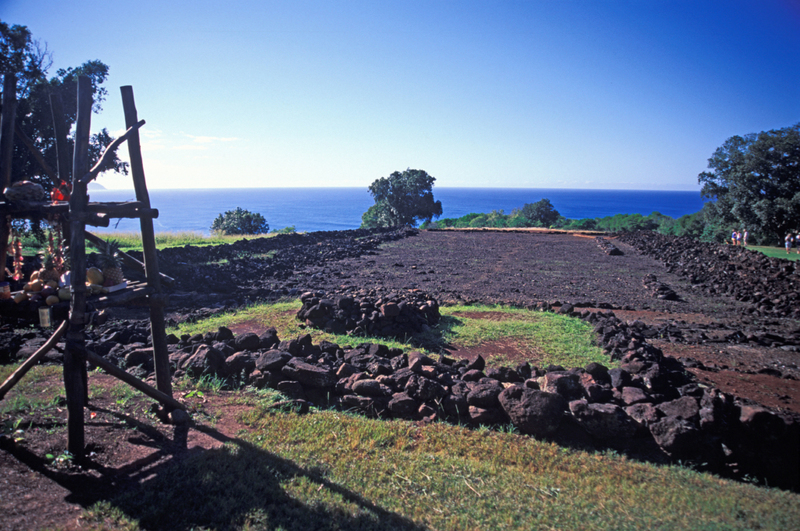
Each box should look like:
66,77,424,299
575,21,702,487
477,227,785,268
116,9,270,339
786,232,794,254
743,229,749,246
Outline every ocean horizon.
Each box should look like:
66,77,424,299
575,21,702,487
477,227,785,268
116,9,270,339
88,187,707,235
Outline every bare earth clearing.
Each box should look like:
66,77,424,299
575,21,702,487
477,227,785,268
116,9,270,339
2,229,799,529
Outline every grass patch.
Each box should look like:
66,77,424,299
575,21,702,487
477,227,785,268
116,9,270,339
167,300,304,339
438,304,610,368
747,245,800,261
0,365,64,416
84,404,800,530
83,230,294,253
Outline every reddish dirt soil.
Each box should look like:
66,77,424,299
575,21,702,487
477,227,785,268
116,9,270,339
3,229,800,529
0,373,254,530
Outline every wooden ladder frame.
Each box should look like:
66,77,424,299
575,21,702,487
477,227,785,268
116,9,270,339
0,77,184,459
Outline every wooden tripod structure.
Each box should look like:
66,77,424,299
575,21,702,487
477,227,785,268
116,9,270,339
0,77,184,459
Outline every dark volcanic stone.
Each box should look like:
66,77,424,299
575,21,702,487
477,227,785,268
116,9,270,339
498,386,567,437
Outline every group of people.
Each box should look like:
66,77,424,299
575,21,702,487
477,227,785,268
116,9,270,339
786,232,800,254
730,229,749,246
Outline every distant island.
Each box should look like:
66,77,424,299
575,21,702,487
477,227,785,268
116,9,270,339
88,182,106,190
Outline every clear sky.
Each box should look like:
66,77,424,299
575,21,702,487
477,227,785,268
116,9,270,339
2,0,798,190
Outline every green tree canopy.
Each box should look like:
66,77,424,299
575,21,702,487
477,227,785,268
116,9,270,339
698,123,800,242
521,198,560,227
1,23,127,194
211,207,269,235
361,168,443,228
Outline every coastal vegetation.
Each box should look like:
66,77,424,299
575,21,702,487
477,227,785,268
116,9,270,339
361,168,443,229
211,207,270,235
421,122,800,248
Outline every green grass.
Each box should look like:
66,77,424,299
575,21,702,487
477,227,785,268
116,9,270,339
0,365,64,416
83,402,800,531
86,230,283,253
747,245,800,261
166,301,611,370
438,304,610,368
17,229,299,255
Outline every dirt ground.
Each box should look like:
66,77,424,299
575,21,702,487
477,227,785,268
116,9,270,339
2,229,800,529
297,231,800,415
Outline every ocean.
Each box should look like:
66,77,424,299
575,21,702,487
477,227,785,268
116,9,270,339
88,187,706,235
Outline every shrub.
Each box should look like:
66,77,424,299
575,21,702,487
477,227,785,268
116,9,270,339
210,207,269,235
270,226,296,234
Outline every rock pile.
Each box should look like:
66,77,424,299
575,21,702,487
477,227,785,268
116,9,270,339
6,298,797,489
595,237,623,255
155,312,796,489
617,231,800,319
296,290,440,338
642,273,679,301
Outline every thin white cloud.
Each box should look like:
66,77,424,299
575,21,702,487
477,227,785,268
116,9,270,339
173,144,210,151
184,134,239,144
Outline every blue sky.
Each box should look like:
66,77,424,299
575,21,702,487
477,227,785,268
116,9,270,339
2,0,798,190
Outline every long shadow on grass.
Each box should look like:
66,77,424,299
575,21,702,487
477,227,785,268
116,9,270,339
404,315,462,353
0,407,427,531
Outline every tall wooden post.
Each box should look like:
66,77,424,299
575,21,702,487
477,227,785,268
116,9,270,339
49,93,72,184
50,92,72,244
0,72,18,283
120,86,172,398
65,76,92,458
0,73,16,193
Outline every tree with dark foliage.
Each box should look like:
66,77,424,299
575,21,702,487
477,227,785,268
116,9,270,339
699,123,800,243
521,198,560,227
1,23,127,195
361,168,443,228
211,207,269,235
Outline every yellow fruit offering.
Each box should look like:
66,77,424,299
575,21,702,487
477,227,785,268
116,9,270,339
58,287,71,301
26,280,43,292
13,292,26,303
46,295,60,306
86,267,104,285
30,270,40,281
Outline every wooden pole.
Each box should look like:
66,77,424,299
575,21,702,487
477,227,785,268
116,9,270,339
50,92,72,247
0,72,17,193
85,350,186,412
49,93,72,184
0,321,68,401
64,76,92,459
0,72,18,283
120,86,172,399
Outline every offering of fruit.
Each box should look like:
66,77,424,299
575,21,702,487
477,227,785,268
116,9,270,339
24,279,43,292
45,295,60,306
97,239,124,286
86,267,104,285
38,252,61,282
58,287,71,301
